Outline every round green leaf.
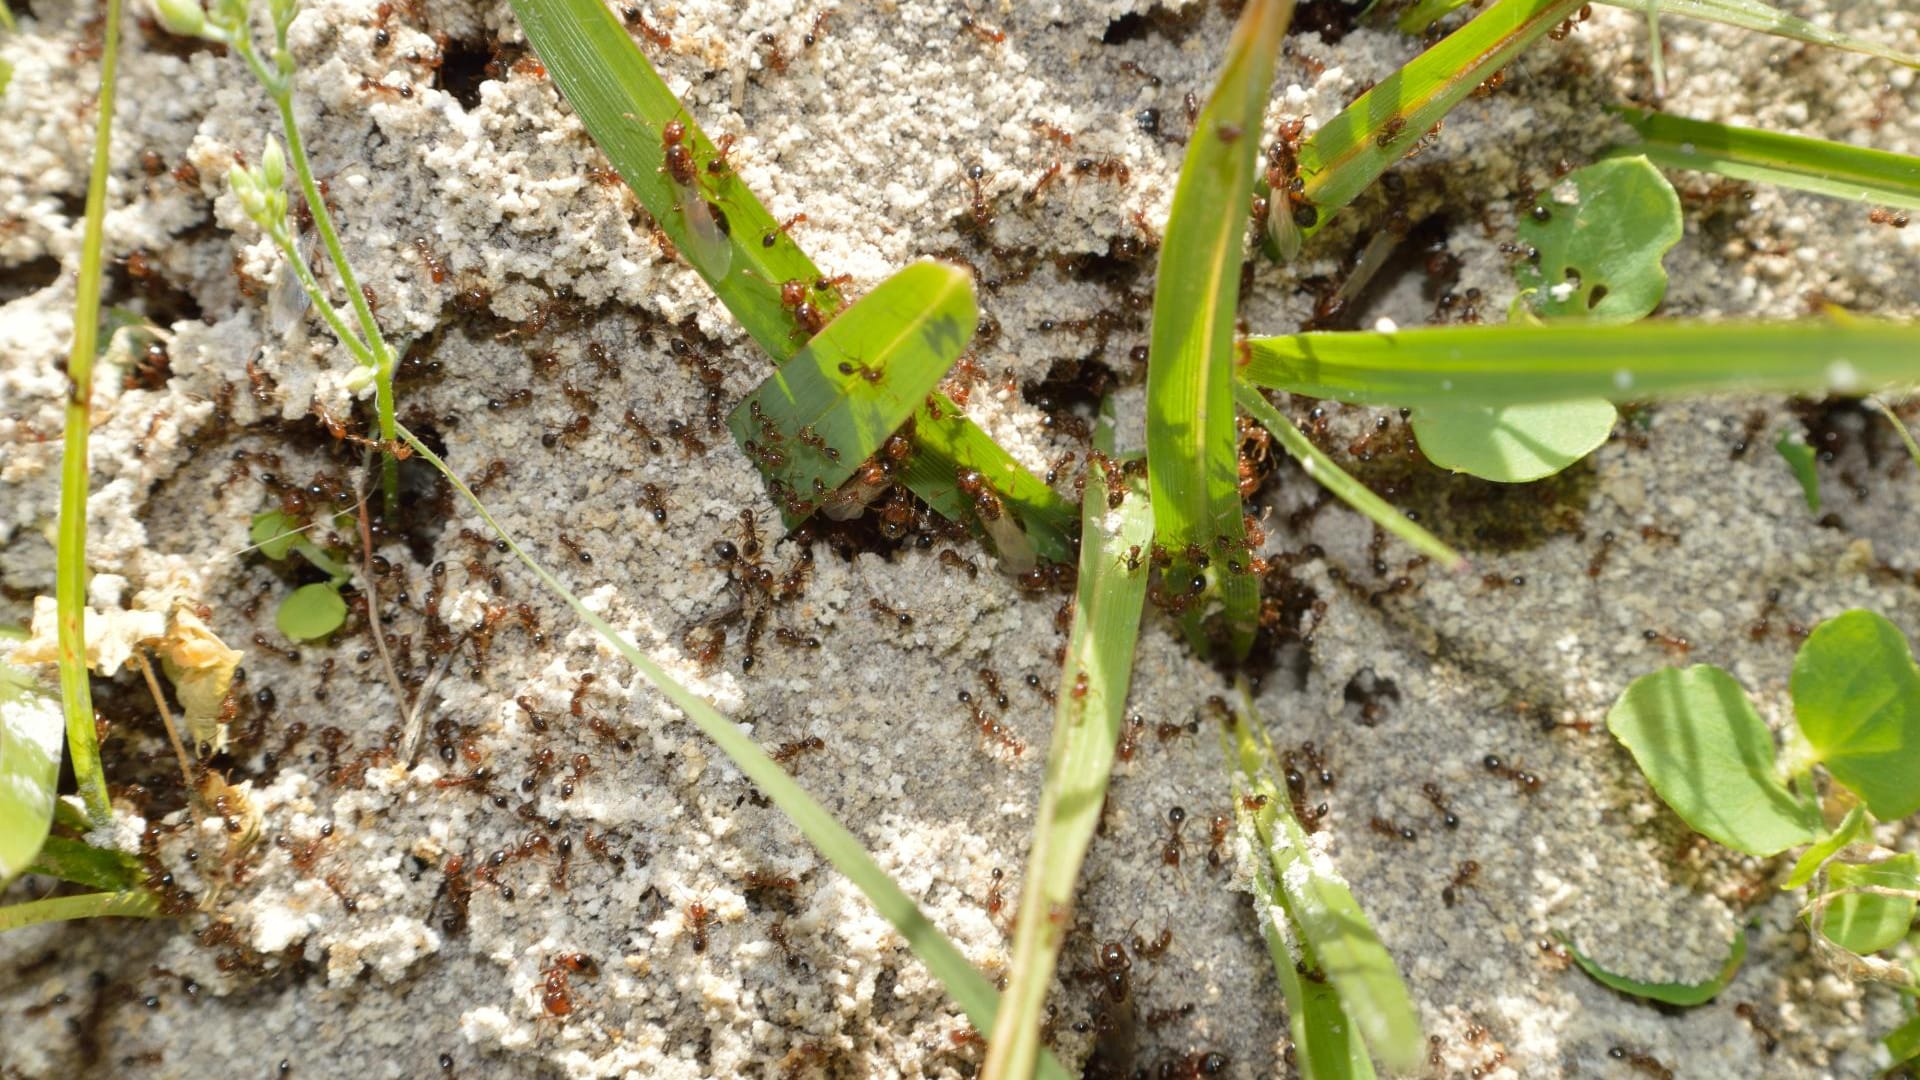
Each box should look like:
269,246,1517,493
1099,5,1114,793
276,583,346,642
1411,398,1616,483
1791,610,1920,820
1606,665,1822,857
1515,155,1682,324
1818,854,1919,956
250,510,300,561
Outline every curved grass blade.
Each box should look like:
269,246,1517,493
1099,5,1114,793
57,0,125,826
0,655,62,886
25,834,144,892
1241,317,1920,408
1234,383,1463,570
1146,0,1293,657
1785,804,1867,891
725,262,975,526
1225,684,1423,1071
1282,0,1584,253
394,423,1072,1080
510,0,1067,547
899,407,1076,565
1559,928,1747,1006
0,889,160,931
984,418,1153,1080
1611,108,1920,211
1604,0,1920,70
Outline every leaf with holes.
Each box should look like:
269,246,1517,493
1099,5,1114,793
1817,855,1919,956
1606,664,1821,856
1516,157,1681,323
1791,610,1920,820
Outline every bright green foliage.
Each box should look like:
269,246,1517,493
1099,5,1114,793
1234,385,1463,569
510,0,1068,550
1888,1009,1920,1067
1280,0,1585,254
1785,804,1866,890
1241,317,1920,409
1791,610,1920,820
251,510,352,642
1410,158,1681,483
1225,691,1423,1073
1410,399,1617,485
1605,0,1920,70
1561,929,1747,1006
1818,855,1919,955
26,834,144,892
725,263,976,528
276,583,347,642
1605,665,1820,856
1774,430,1820,512
0,657,62,885
397,425,1072,1080
984,425,1153,1080
1612,108,1920,211
1145,0,1291,657
1514,157,1681,323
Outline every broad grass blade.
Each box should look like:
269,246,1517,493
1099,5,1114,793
726,262,975,527
1146,0,1293,657
1611,107,1920,211
1242,317,1920,408
984,416,1153,1080
511,0,1068,545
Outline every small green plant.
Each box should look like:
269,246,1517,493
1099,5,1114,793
153,0,405,507
249,510,353,642
1582,610,1920,1001
1410,155,1682,483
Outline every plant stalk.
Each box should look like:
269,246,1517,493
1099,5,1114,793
57,0,125,826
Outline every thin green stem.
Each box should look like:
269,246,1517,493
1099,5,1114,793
0,889,160,931
266,226,375,367
56,0,124,826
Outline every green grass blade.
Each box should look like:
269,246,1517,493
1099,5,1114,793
1289,0,1584,248
1398,0,1474,33
0,2,14,33
394,423,1071,1080
1234,383,1463,570
725,262,976,526
1242,317,1920,408
1225,685,1423,1071
510,0,1065,546
1559,928,1747,1006
1604,0,1920,69
25,834,144,892
984,426,1153,1080
900,405,1077,565
57,0,124,826
1611,107,1920,211
0,658,63,886
1146,0,1292,657
0,889,160,931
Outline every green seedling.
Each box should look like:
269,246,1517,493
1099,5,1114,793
1411,157,1682,483
1145,0,1291,657
1582,610,1920,1001
1774,429,1820,512
250,510,352,642
153,0,404,509
511,0,1073,564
